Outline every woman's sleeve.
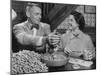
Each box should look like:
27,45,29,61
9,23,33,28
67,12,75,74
85,36,96,60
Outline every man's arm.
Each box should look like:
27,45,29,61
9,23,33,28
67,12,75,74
44,24,51,36
13,25,44,46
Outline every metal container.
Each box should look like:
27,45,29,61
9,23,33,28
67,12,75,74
41,52,69,67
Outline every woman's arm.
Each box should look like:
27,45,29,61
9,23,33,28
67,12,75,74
83,35,95,60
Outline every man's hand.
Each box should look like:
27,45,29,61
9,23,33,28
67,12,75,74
48,33,61,45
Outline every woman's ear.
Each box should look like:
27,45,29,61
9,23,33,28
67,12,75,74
26,6,30,17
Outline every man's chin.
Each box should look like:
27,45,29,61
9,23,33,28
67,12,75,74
35,21,41,25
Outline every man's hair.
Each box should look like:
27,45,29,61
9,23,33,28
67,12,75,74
26,3,40,12
71,11,85,31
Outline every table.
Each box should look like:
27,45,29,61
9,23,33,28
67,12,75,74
48,57,96,72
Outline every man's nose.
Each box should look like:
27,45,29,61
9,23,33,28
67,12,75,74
39,15,41,19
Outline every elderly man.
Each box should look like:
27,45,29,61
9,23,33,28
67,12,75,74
13,3,51,52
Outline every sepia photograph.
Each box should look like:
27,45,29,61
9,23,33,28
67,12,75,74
11,0,96,74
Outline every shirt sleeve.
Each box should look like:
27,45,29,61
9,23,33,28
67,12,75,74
44,24,51,36
84,36,95,60
13,25,44,46
87,36,94,49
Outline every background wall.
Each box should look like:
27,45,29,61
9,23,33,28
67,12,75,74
57,5,96,28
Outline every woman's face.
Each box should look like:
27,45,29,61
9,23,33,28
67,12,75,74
66,15,78,31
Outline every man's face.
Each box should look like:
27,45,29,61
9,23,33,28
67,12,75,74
66,15,78,31
28,6,42,24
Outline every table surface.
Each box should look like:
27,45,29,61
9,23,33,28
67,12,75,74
48,57,96,72
49,63,91,72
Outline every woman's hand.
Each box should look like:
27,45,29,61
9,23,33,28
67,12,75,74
64,47,72,55
83,49,95,60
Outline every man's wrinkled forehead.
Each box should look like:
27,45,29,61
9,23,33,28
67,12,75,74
30,6,41,13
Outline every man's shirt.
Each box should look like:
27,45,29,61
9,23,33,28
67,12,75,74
13,20,51,46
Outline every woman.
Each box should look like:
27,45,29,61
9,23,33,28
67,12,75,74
61,11,95,60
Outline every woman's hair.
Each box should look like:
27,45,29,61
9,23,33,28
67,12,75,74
71,11,85,31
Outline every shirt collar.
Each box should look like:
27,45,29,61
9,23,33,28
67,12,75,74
25,20,39,30
70,28,82,39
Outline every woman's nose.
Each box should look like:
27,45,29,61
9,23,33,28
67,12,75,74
67,18,70,22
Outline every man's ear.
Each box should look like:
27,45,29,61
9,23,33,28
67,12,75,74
26,6,30,17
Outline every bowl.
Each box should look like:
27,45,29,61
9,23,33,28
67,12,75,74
41,52,69,67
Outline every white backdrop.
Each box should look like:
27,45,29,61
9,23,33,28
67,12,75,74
0,0,99,75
